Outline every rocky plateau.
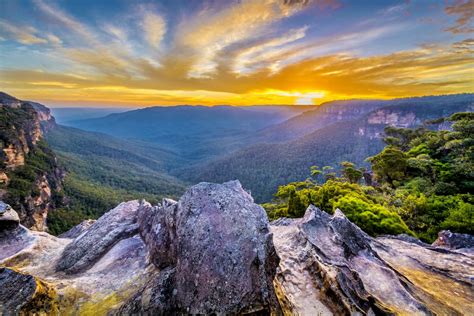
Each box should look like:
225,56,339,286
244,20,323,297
0,181,473,315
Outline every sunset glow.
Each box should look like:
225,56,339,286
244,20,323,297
0,0,473,107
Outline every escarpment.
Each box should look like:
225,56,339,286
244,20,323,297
0,92,63,231
1,181,473,315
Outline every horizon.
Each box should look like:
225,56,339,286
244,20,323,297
3,89,473,109
1,0,473,107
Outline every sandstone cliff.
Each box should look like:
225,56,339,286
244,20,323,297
0,92,63,231
1,181,472,315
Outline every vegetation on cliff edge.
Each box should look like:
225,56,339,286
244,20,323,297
263,112,473,242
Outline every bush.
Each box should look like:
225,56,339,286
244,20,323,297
334,195,413,236
263,112,473,242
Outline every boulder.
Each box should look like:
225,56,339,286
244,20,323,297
0,224,35,262
0,203,36,261
0,267,58,315
0,201,20,231
271,206,474,315
115,267,176,315
137,199,177,269
58,219,96,239
432,230,474,251
127,181,281,314
56,200,141,274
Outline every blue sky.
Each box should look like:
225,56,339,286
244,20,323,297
0,0,472,106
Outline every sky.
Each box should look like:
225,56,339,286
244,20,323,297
0,0,473,107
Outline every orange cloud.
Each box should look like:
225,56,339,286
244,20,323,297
1,39,472,107
0,0,472,106
444,0,474,33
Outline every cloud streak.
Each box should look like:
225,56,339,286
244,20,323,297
0,20,47,45
0,0,472,106
444,0,474,33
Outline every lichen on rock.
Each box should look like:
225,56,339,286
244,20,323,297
0,267,59,315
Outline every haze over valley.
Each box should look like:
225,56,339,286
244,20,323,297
52,94,473,202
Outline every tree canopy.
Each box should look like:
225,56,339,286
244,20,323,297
263,112,473,242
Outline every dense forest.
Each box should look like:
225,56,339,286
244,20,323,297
45,126,187,234
263,112,473,242
181,96,473,202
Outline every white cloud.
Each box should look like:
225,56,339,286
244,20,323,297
142,12,166,49
0,20,47,45
46,34,62,45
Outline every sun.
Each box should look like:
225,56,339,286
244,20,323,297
293,92,325,105
295,96,314,105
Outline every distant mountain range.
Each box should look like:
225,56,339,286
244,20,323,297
51,107,131,124
3,91,472,223
178,94,474,201
64,105,307,160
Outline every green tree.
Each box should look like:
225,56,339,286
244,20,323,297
340,161,363,184
287,187,307,217
368,146,408,186
263,112,473,242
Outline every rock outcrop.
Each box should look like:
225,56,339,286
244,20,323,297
0,201,19,230
58,219,96,239
122,181,281,314
432,230,474,252
0,182,473,315
271,206,474,315
0,92,63,231
56,200,141,274
0,200,149,314
0,267,58,315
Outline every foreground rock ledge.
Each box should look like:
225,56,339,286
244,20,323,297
0,181,473,315
271,206,474,315
120,181,281,314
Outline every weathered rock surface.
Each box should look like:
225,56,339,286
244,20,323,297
56,200,141,274
124,181,281,314
58,219,96,239
172,181,279,314
271,206,474,315
137,198,177,269
432,229,474,252
116,267,176,315
0,203,37,261
1,182,473,315
0,267,58,315
0,201,19,230
1,202,149,315
374,235,474,315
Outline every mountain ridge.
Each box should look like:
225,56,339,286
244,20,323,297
0,92,63,230
180,95,474,201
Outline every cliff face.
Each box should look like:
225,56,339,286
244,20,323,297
0,181,472,315
357,98,474,139
0,92,63,231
